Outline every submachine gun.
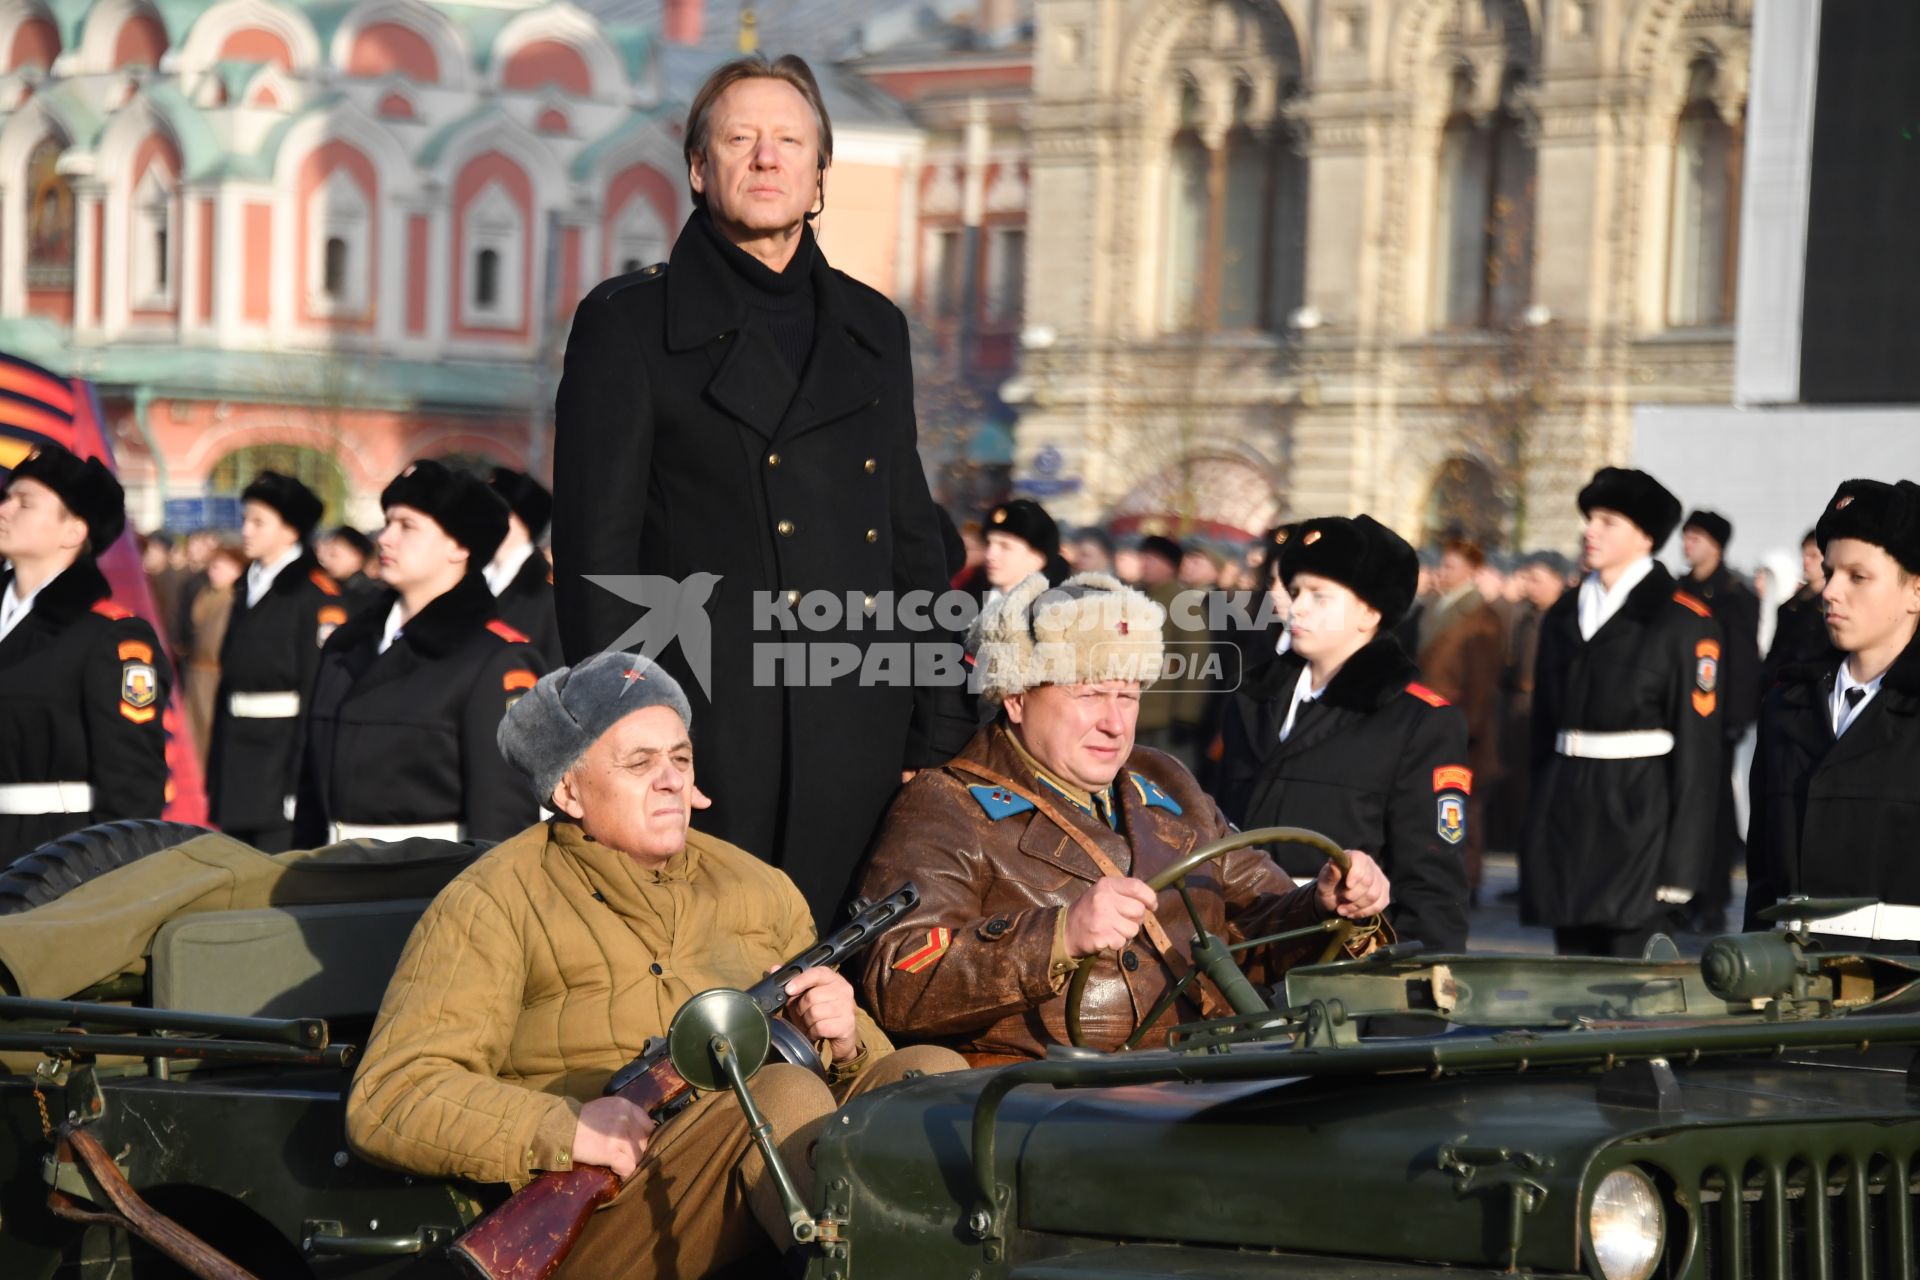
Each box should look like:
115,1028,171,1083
451,883,919,1280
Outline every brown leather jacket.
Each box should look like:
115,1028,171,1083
857,724,1331,1061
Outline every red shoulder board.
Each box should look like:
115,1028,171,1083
486,619,531,644
90,599,134,621
1672,590,1711,618
1404,682,1449,708
309,568,341,597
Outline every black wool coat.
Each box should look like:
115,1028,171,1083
492,552,562,668
551,213,974,926
1684,561,1762,735
207,552,345,834
1745,632,1920,935
1760,586,1835,705
1521,566,1723,930
293,574,545,847
1217,637,1472,954
0,560,170,864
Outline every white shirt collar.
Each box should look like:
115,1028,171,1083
376,601,407,655
0,577,45,642
484,540,537,597
1830,659,1885,738
1277,662,1326,742
1576,556,1656,641
246,545,303,608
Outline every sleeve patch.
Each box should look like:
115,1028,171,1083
1432,765,1473,795
117,639,152,663
1693,638,1720,717
503,668,538,692
310,568,342,597
91,599,133,621
1404,682,1450,708
892,926,952,973
1127,771,1185,814
486,619,532,645
1437,795,1466,844
1673,590,1711,618
316,604,348,647
120,660,159,722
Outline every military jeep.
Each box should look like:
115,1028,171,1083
3,822,1920,1280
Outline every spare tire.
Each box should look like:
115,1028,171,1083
0,819,214,915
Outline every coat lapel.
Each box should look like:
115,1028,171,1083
773,307,883,443
702,323,799,441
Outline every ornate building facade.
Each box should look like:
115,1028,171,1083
1012,0,1751,551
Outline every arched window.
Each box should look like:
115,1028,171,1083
25,136,74,290
324,237,349,299
306,167,372,318
460,180,524,330
1430,68,1534,330
132,166,176,309
610,197,668,278
1425,456,1505,548
476,248,501,310
1667,57,1740,328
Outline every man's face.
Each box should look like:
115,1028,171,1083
554,705,695,866
1286,571,1381,661
690,77,821,238
375,505,467,594
1113,548,1142,583
1801,539,1827,592
1435,551,1473,594
1681,527,1720,573
1521,564,1564,609
141,539,169,574
240,500,299,564
1136,554,1176,587
1581,509,1653,575
1178,552,1217,588
0,477,85,562
1071,539,1111,574
186,531,219,569
984,531,1047,590
1004,680,1141,792
1820,538,1920,657
316,535,365,581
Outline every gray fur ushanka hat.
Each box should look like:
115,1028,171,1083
497,651,693,804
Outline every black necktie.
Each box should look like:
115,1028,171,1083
1845,686,1866,711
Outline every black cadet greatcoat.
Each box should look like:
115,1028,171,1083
1217,637,1473,954
207,551,346,844
1685,561,1761,735
1521,565,1723,930
552,213,973,926
293,574,545,848
1745,632,1920,934
491,551,562,667
0,560,170,864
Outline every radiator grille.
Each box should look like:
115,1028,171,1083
1668,1149,1918,1278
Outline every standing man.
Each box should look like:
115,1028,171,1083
0,446,169,864
1679,509,1760,932
485,467,561,665
1491,551,1566,881
1761,529,1834,695
552,53,971,926
1522,469,1722,957
1746,480,1920,948
1414,536,1505,900
207,472,343,851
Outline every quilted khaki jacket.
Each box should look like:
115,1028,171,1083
345,820,891,1188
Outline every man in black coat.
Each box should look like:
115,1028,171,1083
485,467,561,666
1747,480,1920,952
295,462,544,848
1761,529,1835,696
1522,469,1723,957
1218,515,1471,955
551,54,971,926
207,472,344,851
1678,509,1761,931
0,446,170,864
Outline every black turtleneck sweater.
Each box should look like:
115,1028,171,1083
697,210,817,377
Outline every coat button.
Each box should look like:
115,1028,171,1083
862,594,876,611
649,963,663,976
777,520,795,537
767,453,781,468
865,529,877,543
785,589,800,607
984,917,1009,937
863,459,876,474
1121,950,1139,972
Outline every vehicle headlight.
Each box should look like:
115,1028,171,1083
1588,1166,1664,1280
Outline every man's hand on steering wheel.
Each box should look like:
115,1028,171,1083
1064,876,1158,958
1316,850,1390,920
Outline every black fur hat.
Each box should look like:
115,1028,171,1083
241,470,324,539
1683,509,1733,550
1577,467,1682,547
986,499,1060,558
488,467,553,542
7,443,125,555
1279,514,1418,628
380,460,510,567
1815,479,1920,574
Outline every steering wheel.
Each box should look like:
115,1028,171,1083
1062,826,1372,1050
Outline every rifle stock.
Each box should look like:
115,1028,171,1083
449,884,918,1280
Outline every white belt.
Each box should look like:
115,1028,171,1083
1794,902,1920,943
1555,729,1675,760
229,691,301,719
0,781,94,814
330,821,467,843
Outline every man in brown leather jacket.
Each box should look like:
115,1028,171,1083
856,572,1391,1064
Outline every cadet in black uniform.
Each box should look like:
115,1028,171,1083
206,472,343,851
1760,529,1834,695
0,445,170,864
1522,468,1722,957
484,467,561,665
1218,515,1472,954
1747,479,1920,950
1678,509,1760,932
294,461,545,847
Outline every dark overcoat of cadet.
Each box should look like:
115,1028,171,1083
1685,561,1761,732
1745,633,1920,933
551,214,972,925
293,574,544,847
207,552,345,848
1218,637,1472,954
0,560,170,863
491,552,561,667
1760,584,1834,700
1522,566,1723,931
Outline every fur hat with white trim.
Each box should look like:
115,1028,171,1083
966,571,1166,704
